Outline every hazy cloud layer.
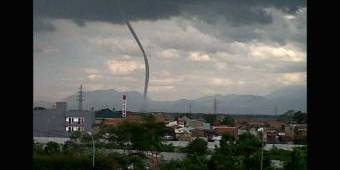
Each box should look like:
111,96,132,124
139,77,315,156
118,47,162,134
34,1,306,102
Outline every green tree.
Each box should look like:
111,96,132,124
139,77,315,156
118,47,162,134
208,133,271,170
204,114,217,124
44,142,61,155
183,154,208,170
70,131,82,143
186,138,208,156
160,160,183,170
236,133,262,156
144,114,156,122
221,116,235,126
285,147,307,170
293,111,307,124
33,143,45,155
62,141,82,156
208,134,242,170
126,153,148,170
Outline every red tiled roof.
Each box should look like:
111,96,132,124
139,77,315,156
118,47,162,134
214,126,238,136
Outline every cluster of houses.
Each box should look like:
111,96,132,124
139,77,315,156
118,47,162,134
33,101,307,147
159,115,307,146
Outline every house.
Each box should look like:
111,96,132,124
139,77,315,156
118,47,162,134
213,126,238,137
190,129,205,137
186,119,204,129
203,123,211,130
175,127,193,141
267,120,286,130
162,128,176,141
176,133,192,142
166,121,178,127
95,108,122,119
237,128,259,137
99,111,144,127
176,117,185,127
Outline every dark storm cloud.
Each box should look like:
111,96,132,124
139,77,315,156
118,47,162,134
34,17,56,32
34,0,305,31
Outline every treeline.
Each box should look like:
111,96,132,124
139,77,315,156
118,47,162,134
33,120,306,170
161,134,307,170
33,141,149,170
278,110,307,124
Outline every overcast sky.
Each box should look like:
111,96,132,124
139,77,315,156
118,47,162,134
34,0,306,102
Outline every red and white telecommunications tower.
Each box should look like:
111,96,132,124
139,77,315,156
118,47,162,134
122,95,127,118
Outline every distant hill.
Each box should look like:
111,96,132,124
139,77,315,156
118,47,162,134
265,85,307,114
53,85,306,115
33,100,54,109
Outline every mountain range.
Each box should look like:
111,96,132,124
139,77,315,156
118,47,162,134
34,85,306,115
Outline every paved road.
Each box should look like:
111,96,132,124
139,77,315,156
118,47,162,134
104,149,188,161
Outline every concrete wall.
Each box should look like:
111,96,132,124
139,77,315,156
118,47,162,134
34,137,70,144
264,144,306,151
33,109,66,137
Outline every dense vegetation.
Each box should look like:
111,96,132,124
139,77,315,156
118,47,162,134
34,119,306,170
161,133,307,170
33,141,148,170
278,110,307,124
220,115,236,126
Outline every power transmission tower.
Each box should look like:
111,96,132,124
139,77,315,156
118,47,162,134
214,96,217,114
78,84,84,111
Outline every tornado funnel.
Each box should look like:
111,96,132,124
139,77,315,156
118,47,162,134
125,21,150,111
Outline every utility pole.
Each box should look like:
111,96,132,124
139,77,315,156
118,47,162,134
87,132,95,168
275,105,278,115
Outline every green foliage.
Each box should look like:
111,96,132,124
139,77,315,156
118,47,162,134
33,142,149,170
208,133,272,170
236,133,262,156
160,160,184,170
161,154,208,170
204,114,217,124
186,138,208,156
278,110,307,124
268,147,291,162
160,143,175,152
183,154,209,170
284,147,307,170
221,116,235,126
62,141,82,156
70,131,82,141
98,121,168,152
144,114,156,122
293,111,307,124
293,134,307,145
44,142,61,155
33,152,127,170
126,153,149,170
33,143,45,155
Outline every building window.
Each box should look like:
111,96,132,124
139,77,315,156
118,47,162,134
66,117,72,124
74,117,79,122
66,126,72,132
